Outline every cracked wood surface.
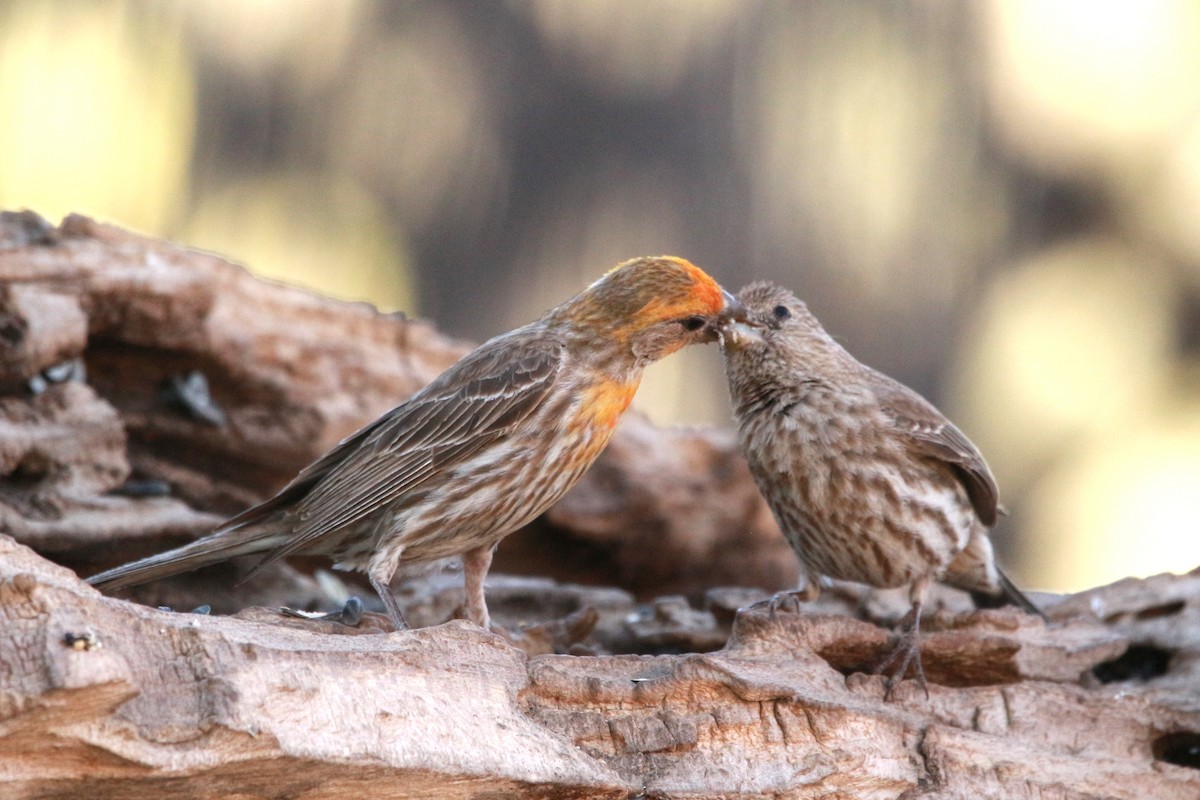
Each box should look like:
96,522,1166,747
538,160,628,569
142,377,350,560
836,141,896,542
2,537,1200,799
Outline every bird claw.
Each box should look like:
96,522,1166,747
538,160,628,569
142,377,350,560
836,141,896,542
766,590,807,619
874,607,929,701
280,596,365,627
746,586,819,619
876,638,929,701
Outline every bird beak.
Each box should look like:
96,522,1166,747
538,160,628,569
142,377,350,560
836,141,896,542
720,320,764,351
716,290,762,351
718,290,749,324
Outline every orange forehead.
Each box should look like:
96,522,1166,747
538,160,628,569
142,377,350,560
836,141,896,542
571,255,728,333
671,257,725,313
630,256,726,322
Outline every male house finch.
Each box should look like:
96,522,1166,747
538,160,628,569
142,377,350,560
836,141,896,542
720,281,1040,694
90,256,744,631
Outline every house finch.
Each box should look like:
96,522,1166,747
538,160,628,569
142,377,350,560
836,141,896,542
90,256,745,631
720,281,1041,695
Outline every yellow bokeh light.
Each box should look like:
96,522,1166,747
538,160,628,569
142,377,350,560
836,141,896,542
952,238,1173,493
182,0,360,90
987,0,1200,170
328,11,506,236
1026,411,1200,591
1121,115,1200,276
743,5,1005,316
183,174,415,314
0,1,195,232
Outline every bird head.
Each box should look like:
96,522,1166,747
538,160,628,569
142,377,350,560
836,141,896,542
720,281,834,355
561,256,747,365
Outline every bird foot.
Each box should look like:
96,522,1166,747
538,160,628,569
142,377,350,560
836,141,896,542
767,590,806,620
874,608,929,701
280,596,365,627
747,587,819,620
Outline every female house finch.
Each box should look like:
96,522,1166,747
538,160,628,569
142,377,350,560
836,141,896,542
90,256,745,631
720,281,1040,694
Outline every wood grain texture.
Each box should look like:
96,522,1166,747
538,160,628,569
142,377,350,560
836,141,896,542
3,537,1200,798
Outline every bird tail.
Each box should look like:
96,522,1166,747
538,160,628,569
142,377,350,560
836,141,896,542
87,524,288,591
970,567,1046,620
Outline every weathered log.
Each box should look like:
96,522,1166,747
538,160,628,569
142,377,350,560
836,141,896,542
3,537,1200,798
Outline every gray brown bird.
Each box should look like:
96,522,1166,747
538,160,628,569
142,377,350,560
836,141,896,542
720,281,1040,695
89,256,745,631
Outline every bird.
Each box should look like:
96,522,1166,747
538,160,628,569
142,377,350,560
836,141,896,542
718,280,1041,696
89,256,746,632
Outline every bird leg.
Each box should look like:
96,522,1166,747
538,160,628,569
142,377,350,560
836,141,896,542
462,544,495,629
368,572,409,632
364,533,411,632
875,578,932,700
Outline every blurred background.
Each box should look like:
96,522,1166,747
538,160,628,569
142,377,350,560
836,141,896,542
3,0,1199,593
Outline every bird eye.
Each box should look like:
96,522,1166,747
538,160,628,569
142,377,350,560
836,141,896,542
773,305,791,320
681,316,707,332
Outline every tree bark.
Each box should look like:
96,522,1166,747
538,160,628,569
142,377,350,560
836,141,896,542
1,212,1198,799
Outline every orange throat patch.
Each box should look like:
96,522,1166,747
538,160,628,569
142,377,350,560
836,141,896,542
579,378,639,433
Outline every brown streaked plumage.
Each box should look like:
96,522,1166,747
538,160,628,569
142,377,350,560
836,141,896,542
90,256,745,631
720,281,1040,696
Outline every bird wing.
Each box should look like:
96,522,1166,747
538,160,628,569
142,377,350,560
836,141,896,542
230,327,565,571
871,371,1000,526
